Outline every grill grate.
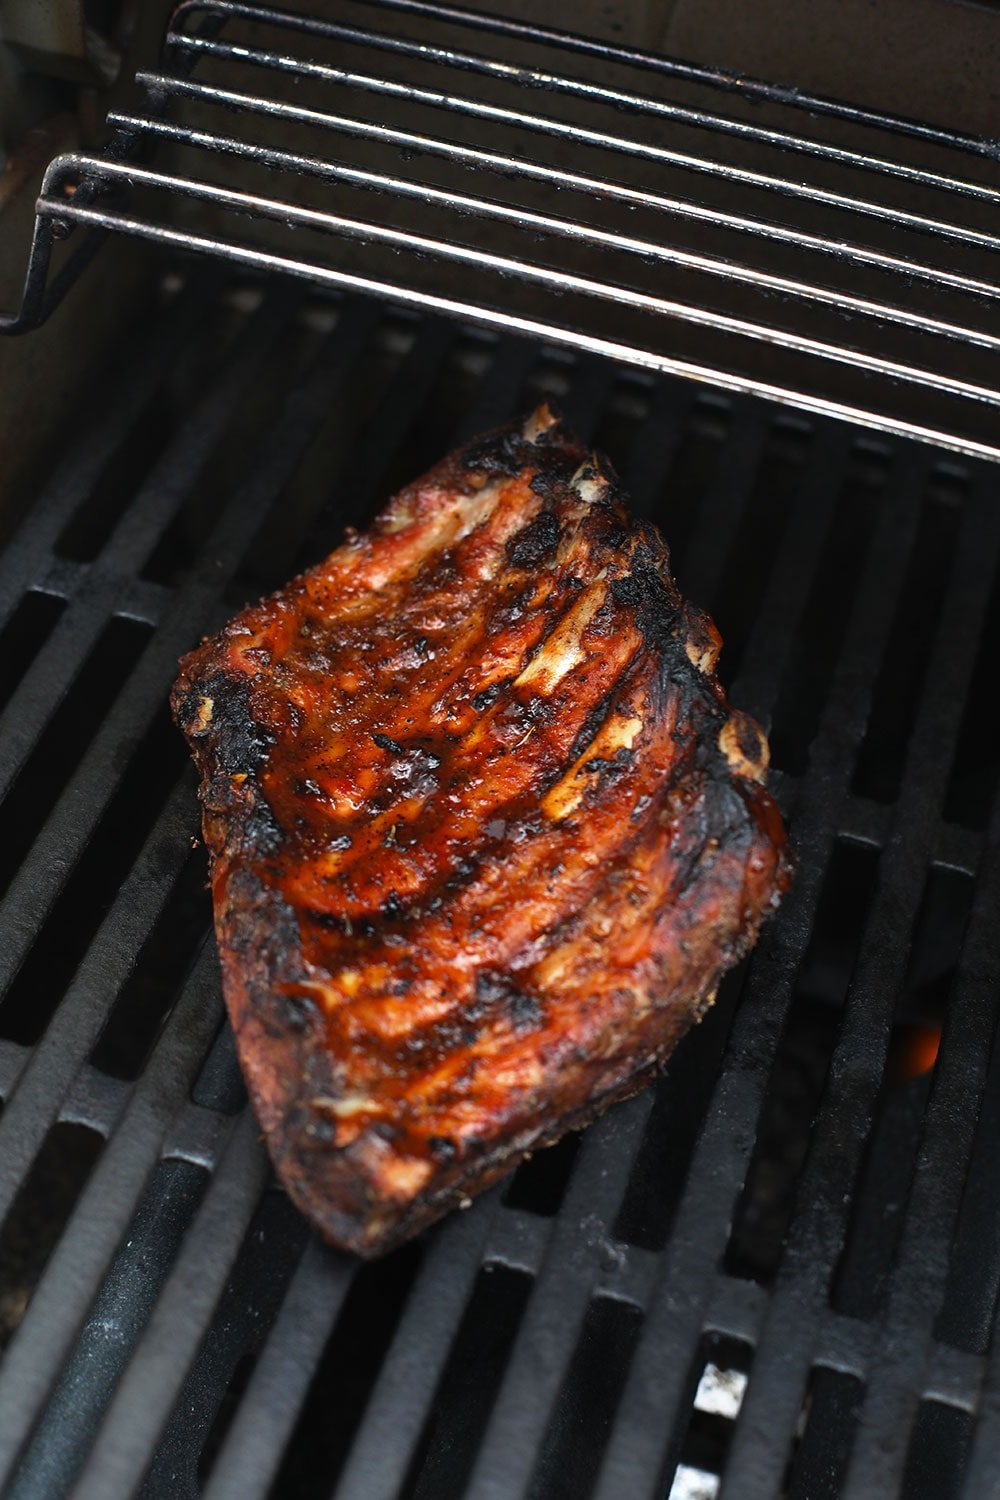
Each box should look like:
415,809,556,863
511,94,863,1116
2,271,1000,1499
3,0,1000,462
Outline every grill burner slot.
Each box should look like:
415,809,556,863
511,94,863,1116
902,1401,972,1500
0,592,67,717
726,840,881,1287
273,1242,425,1499
784,1366,865,1500
666,1334,754,1500
1,273,999,1497
9,1160,212,1499
0,1123,104,1354
401,1263,533,1500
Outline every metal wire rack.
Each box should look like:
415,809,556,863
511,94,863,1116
3,0,1000,460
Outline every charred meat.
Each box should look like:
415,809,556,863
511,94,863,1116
172,405,791,1256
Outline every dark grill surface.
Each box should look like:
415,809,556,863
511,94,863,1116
2,272,1000,1500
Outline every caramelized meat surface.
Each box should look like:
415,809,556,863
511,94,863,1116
172,406,791,1256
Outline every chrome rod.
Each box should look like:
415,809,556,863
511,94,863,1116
106,113,1000,353
34,194,1000,461
164,35,1000,252
39,159,1000,408
169,0,999,158
133,71,1000,305
166,4,1000,199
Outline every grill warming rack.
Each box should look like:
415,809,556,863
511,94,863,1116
3,0,1000,461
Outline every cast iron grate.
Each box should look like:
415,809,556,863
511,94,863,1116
1,270,999,1500
3,0,1000,463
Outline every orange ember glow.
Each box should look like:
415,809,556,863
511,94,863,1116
891,1024,942,1084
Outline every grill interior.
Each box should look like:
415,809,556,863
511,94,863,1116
5,0,1000,461
1,267,999,1499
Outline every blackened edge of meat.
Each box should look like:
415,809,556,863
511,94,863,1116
460,408,569,478
173,670,274,777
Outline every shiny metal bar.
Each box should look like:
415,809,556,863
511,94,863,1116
38,159,1000,408
167,33,1000,251
171,0,999,158
105,113,1000,353
125,73,1000,305
32,189,1000,463
166,5,1000,201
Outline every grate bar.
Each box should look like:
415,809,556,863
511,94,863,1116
454,344,547,448
34,556,89,600
201,1241,356,1500
925,1346,986,1414
564,413,844,1494
705,1276,770,1350
465,1095,655,1500
333,1192,507,1500
616,379,698,516
0,781,195,1221
482,1205,555,1280
670,401,773,606
0,1039,28,1100
724,426,850,723
66,1109,270,1500
0,942,223,1492
0,284,213,627
118,578,173,626
839,795,892,850
205,332,552,1500
160,1098,236,1171
320,349,614,1500
962,1324,1000,1496
0,593,136,802
843,891,1000,1490
286,310,459,557
593,1241,660,1311
0,647,189,1003
53,1066,130,1138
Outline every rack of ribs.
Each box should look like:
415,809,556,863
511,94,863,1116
172,405,791,1256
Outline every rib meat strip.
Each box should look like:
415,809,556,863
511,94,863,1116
172,405,791,1255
